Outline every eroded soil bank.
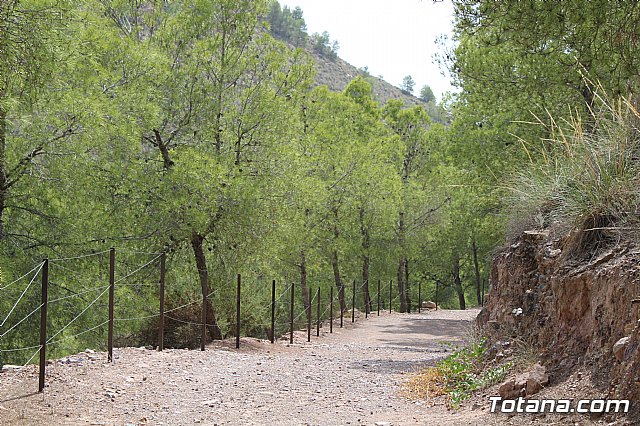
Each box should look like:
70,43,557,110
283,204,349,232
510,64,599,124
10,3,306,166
477,229,640,422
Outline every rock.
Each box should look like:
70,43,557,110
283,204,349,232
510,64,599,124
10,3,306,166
374,422,392,426
1,364,22,372
499,363,549,399
613,337,630,361
421,301,437,309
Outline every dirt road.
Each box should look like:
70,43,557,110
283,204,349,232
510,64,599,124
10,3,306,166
1,309,480,425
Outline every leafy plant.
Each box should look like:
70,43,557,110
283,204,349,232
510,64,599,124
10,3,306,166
403,339,511,408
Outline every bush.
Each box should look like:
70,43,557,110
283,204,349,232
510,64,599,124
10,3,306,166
508,96,640,251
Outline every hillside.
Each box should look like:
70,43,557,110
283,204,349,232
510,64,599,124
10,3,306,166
311,52,427,108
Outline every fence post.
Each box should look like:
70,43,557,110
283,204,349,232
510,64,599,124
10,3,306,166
339,286,344,328
158,252,166,351
270,279,276,344
351,280,355,323
306,297,311,343
200,284,206,351
316,287,320,337
289,282,294,344
418,280,421,314
435,280,439,311
236,274,241,349
377,279,380,316
481,278,485,307
108,247,115,362
389,280,392,314
365,280,368,319
38,259,49,393
330,286,333,333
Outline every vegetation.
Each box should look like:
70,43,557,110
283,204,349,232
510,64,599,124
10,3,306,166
7,0,635,371
0,0,492,367
402,339,510,408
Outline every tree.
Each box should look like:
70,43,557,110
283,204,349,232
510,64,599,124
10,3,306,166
419,85,435,103
401,75,415,94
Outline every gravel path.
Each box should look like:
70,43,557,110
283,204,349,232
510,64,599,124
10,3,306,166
0,309,480,425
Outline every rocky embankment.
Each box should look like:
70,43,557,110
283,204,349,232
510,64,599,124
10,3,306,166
477,229,640,415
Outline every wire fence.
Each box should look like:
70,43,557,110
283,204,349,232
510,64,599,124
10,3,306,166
0,247,444,394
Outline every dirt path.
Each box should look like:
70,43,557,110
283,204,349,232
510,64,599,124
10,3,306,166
1,309,481,425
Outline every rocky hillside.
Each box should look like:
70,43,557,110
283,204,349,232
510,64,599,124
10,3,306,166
477,227,640,418
312,53,426,108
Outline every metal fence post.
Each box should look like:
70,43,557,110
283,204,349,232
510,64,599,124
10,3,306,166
38,259,49,393
418,280,421,314
351,280,355,323
108,248,115,362
316,287,320,337
158,252,166,351
270,279,276,344
289,282,294,344
330,286,334,333
236,274,241,349
377,279,380,316
389,280,392,314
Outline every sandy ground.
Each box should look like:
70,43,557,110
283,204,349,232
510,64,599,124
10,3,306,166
0,308,629,425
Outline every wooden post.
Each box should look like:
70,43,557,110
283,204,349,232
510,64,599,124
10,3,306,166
236,274,241,349
158,252,166,351
316,287,320,337
108,248,115,362
389,279,392,314
330,286,333,333
351,280,355,323
481,278,485,307
377,279,380,316
418,280,421,314
289,282,294,344
435,280,439,311
38,259,49,393
270,279,276,344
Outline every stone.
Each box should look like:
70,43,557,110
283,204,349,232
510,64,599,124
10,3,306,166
613,337,630,361
421,301,437,309
498,363,549,399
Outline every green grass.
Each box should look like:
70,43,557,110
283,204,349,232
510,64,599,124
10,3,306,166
508,95,640,251
437,339,511,408
402,338,511,408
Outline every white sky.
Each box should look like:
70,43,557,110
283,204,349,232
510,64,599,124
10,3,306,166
278,0,457,102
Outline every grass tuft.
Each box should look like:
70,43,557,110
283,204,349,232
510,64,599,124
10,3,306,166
507,95,640,252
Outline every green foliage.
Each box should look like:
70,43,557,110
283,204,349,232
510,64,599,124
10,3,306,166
267,2,308,47
310,31,339,60
400,75,415,95
419,85,435,103
508,97,640,247
437,339,511,408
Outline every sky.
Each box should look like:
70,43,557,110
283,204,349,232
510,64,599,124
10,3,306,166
278,0,457,102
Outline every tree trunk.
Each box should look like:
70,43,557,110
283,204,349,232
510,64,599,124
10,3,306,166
299,250,311,323
452,254,466,310
359,206,372,314
331,250,346,313
190,231,223,340
472,238,482,306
